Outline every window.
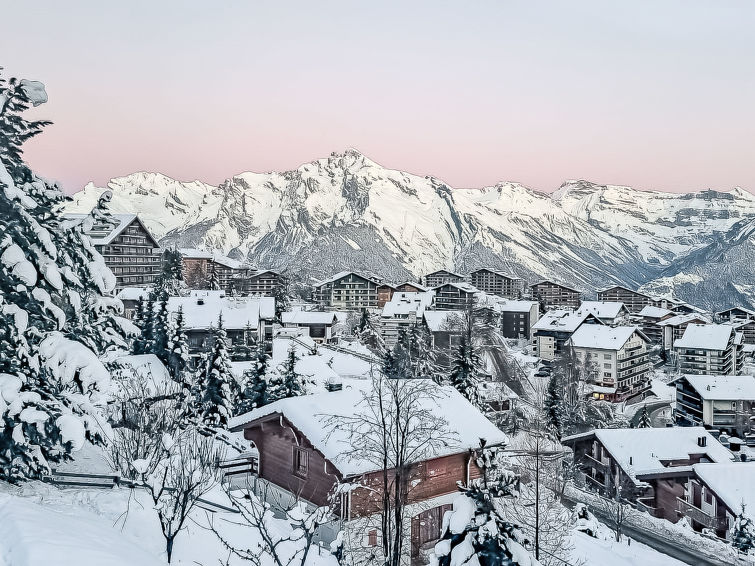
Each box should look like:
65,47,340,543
604,354,611,360
368,529,378,547
703,488,713,505
293,447,309,477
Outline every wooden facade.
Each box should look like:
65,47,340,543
314,272,380,310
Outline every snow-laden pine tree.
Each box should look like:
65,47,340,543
434,445,540,566
236,341,270,414
448,334,482,408
268,342,304,401
208,263,221,291
154,248,186,297
0,73,119,480
637,405,652,428
409,323,440,381
151,292,172,364
168,306,193,411
133,293,156,355
196,314,239,427
732,506,755,554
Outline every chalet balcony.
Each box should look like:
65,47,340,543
676,498,727,531
583,452,610,469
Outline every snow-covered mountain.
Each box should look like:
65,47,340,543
67,149,755,309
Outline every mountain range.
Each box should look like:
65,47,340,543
66,149,755,311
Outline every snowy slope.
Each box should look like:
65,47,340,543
67,150,755,307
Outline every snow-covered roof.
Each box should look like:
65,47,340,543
396,281,429,291
471,268,521,280
496,300,538,313
281,311,338,325
179,248,247,269
116,287,149,301
657,313,709,327
532,309,602,333
425,269,463,278
576,301,628,320
166,295,275,329
674,324,736,351
315,271,379,287
681,374,755,401
637,305,673,318
596,284,651,298
530,280,580,293
569,325,647,351
563,427,732,481
423,310,462,332
64,213,155,246
693,462,755,516
229,380,508,476
716,306,755,318
381,291,435,318
432,281,479,293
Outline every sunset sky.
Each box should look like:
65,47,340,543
3,1,754,194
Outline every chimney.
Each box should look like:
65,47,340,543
698,436,707,447
197,298,204,305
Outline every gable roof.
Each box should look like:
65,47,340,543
693,462,755,516
281,311,338,325
64,213,159,247
678,374,755,401
166,295,275,330
179,248,248,269
396,281,429,292
423,310,463,332
577,301,629,320
496,300,538,313
717,306,755,318
382,291,435,318
470,268,521,280
432,281,479,294
569,325,647,350
657,313,709,327
530,280,580,294
674,324,736,351
315,271,379,287
229,380,508,477
563,427,731,482
597,285,652,299
532,309,603,333
424,269,463,279
637,305,673,318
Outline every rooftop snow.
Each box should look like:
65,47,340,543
229,380,507,476
315,271,379,286
382,291,435,318
179,248,248,269
63,213,149,246
530,280,580,293
282,311,338,325
432,281,479,293
657,313,709,327
423,310,463,332
564,427,732,481
496,300,538,313
532,309,602,333
674,324,736,351
693,462,755,516
166,295,274,329
681,374,755,401
568,325,646,350
576,301,628,319
637,305,673,318
116,287,149,301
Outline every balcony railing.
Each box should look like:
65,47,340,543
676,498,728,530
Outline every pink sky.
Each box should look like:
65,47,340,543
3,1,754,195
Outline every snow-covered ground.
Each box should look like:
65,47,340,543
571,531,686,566
0,481,339,566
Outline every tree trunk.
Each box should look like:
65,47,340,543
166,535,175,563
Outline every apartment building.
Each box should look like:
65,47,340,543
568,325,652,402
674,324,745,376
313,271,380,310
672,374,755,436
422,269,464,288
469,268,523,299
530,280,581,310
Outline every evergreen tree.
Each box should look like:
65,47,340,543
135,293,156,355
355,308,384,353
0,72,115,480
733,506,755,554
544,372,565,437
637,405,652,429
269,343,304,401
208,264,221,291
132,295,147,354
448,334,482,407
197,314,239,427
236,341,270,414
271,273,290,320
151,293,172,364
434,445,537,566
168,307,191,381
154,248,186,297
408,324,440,381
